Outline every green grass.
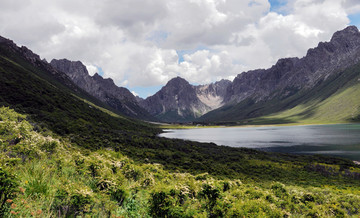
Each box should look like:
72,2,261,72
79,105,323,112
259,82,360,124
1,107,360,217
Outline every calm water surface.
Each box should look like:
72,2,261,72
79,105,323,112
159,124,360,161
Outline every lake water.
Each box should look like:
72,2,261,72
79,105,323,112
159,124,360,161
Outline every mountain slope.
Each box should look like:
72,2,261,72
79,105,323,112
199,26,360,124
140,77,231,122
50,59,155,121
140,77,209,122
257,64,360,124
0,36,158,148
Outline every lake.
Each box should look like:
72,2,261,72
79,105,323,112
159,124,360,161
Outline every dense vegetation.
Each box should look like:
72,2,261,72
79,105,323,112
2,107,360,217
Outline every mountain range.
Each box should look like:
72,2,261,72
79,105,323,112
140,26,360,124
1,26,360,124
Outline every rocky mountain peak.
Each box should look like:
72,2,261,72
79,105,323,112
330,25,360,43
215,79,232,86
0,36,44,66
0,36,17,48
140,76,232,121
307,26,360,58
92,73,115,86
50,59,89,79
92,72,102,79
165,76,191,88
274,57,299,69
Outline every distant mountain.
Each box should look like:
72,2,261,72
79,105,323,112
200,26,360,123
140,26,360,124
139,77,231,122
50,59,155,121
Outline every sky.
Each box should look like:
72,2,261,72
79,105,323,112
1,0,360,98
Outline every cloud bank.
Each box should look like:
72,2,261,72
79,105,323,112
0,0,359,97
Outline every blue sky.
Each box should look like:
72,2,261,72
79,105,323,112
349,13,360,27
268,0,288,13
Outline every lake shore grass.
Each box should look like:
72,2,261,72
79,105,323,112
159,121,355,130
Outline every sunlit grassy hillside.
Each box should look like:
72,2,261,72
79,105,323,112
258,81,360,125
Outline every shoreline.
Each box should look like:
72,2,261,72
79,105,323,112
159,122,357,130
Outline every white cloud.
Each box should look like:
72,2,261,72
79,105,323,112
85,64,98,76
131,90,139,97
0,0,358,97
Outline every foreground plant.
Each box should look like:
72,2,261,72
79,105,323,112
1,106,360,217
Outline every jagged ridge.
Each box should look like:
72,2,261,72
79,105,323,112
200,26,360,123
50,59,155,121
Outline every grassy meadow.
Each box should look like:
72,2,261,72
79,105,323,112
1,107,360,217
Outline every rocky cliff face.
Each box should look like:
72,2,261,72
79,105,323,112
50,59,154,120
196,79,231,109
140,77,231,122
226,26,360,105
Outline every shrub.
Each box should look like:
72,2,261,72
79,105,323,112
0,167,18,216
198,184,221,213
223,181,230,192
40,140,58,154
110,186,128,206
69,192,92,215
245,189,263,199
52,189,70,217
271,183,288,198
338,195,360,215
149,191,171,217
53,189,93,217
265,194,275,203
301,193,315,203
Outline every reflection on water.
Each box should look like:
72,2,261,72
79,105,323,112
159,124,360,161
